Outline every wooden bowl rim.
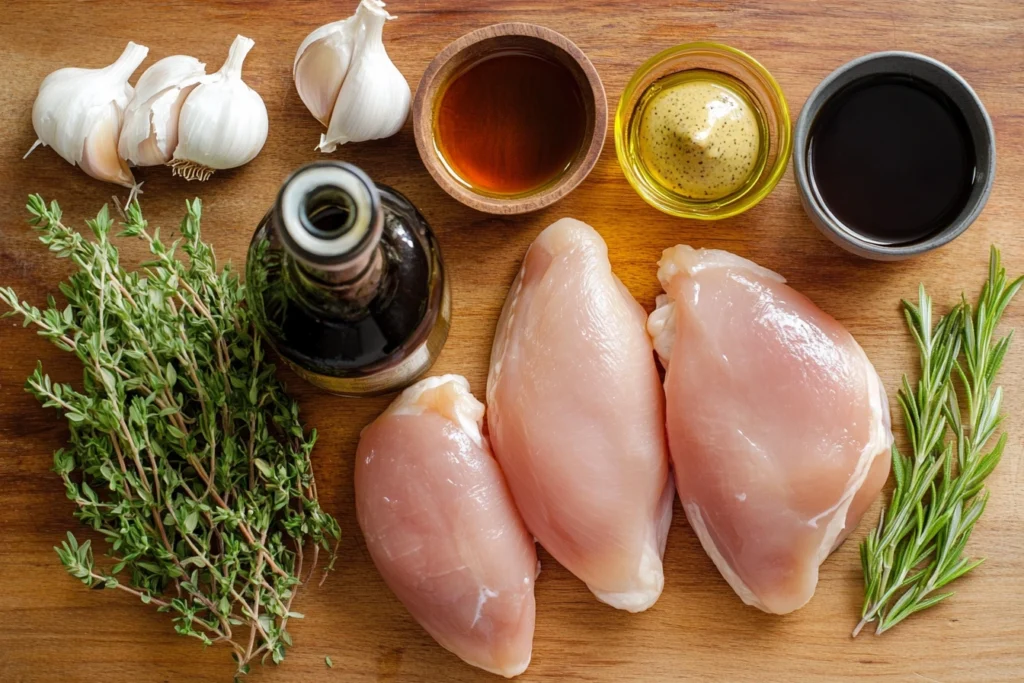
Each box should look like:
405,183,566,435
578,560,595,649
412,22,608,215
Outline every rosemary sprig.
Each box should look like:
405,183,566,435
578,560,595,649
856,247,1021,636
1,195,340,676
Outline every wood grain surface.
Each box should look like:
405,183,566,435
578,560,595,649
1,1,1022,681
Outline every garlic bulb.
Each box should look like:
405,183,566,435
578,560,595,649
27,42,149,187
170,35,268,181
293,0,411,152
118,55,206,167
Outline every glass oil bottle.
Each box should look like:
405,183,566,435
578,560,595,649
247,161,451,396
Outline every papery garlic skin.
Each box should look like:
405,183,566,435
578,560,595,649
29,41,149,187
170,35,268,181
318,0,410,152
119,55,206,166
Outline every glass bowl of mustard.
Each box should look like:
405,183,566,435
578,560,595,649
615,42,791,220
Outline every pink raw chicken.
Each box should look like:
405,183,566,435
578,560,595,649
355,375,537,678
648,246,892,615
487,217,673,613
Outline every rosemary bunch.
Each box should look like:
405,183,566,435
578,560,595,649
856,247,1021,636
1,196,340,675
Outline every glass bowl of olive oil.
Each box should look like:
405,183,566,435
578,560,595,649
615,42,791,220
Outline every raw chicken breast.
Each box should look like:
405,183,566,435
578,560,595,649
356,375,537,678
648,246,892,615
487,217,673,613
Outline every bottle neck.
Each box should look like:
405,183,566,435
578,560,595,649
273,162,385,311
290,245,385,315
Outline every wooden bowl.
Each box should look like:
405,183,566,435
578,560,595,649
413,23,607,215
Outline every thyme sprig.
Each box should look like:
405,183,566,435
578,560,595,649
1,195,340,676
856,247,1021,636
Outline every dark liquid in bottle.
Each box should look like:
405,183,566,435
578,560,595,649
808,75,976,246
248,183,449,394
434,49,587,195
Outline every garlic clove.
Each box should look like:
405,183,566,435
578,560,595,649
292,0,384,77
122,84,199,167
318,0,409,152
294,25,357,126
28,41,148,185
131,54,207,109
119,55,206,166
81,103,135,187
293,0,388,127
170,35,268,181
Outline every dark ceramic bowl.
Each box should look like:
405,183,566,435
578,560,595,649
793,52,995,261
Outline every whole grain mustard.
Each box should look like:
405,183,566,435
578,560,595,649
638,79,761,200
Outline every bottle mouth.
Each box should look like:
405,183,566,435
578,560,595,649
277,162,382,267
301,185,358,239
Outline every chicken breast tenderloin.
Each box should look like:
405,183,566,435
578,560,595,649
648,246,892,615
356,375,537,678
487,218,673,613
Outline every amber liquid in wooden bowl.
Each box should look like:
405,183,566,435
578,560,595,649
433,49,587,197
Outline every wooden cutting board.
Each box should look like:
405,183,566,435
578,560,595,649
1,1,1022,681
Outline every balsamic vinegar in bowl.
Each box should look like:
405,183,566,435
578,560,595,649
794,51,995,260
807,74,977,246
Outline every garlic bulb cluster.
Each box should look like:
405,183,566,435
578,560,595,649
28,36,268,186
294,0,411,152
28,42,149,188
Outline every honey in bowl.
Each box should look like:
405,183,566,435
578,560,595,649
433,49,587,196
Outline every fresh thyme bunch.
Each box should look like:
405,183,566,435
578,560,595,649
0,195,340,676
856,247,1021,636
